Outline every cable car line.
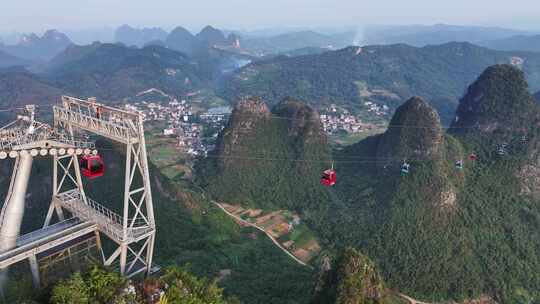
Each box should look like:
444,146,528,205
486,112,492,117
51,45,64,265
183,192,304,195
1,103,537,131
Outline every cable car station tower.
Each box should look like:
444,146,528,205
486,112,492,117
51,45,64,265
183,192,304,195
0,96,156,289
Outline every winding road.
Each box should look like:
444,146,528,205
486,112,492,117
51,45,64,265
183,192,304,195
212,201,311,268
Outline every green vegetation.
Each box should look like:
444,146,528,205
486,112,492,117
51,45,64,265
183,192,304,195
223,42,540,123
51,266,127,304
48,265,237,304
286,225,315,249
40,42,250,103
0,135,314,304
201,65,540,302
159,267,234,304
47,43,206,100
329,130,385,148
197,97,331,214
314,248,388,304
315,65,540,302
0,67,63,110
154,191,315,303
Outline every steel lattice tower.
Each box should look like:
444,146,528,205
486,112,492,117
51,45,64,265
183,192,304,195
0,96,156,289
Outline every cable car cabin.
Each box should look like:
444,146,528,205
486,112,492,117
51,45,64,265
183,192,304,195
455,160,464,170
321,169,337,187
401,162,410,175
468,153,477,161
80,155,105,179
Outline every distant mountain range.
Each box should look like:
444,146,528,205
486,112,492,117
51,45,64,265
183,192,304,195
361,24,530,47
2,24,540,118
223,42,540,123
114,24,168,47
0,30,72,62
479,34,540,52
0,67,63,108
113,25,239,56
0,50,30,68
1,23,537,67
46,43,207,100
165,26,201,55
241,30,354,55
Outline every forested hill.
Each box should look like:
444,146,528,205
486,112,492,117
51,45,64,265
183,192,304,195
45,43,206,100
325,64,540,302
223,42,540,122
313,248,388,304
196,96,331,212
201,64,540,302
0,67,63,109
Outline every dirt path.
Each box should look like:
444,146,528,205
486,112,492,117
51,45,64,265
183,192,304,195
196,187,429,301
212,201,311,268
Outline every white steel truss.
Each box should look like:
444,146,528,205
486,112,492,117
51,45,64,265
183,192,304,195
52,96,156,277
0,96,156,287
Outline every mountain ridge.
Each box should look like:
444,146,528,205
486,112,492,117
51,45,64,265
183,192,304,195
479,34,540,52
0,67,63,110
224,41,540,123
0,50,30,68
0,29,72,62
45,43,205,100
114,24,168,47
198,96,330,212
206,64,540,302
329,64,540,302
361,23,529,47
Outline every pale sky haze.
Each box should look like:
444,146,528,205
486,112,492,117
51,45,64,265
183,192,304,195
1,0,539,33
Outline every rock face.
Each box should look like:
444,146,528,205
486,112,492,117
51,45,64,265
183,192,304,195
451,64,537,136
200,96,330,211
313,248,387,304
451,64,540,199
272,98,325,144
273,98,328,175
374,96,459,211
214,96,270,168
335,248,386,304
214,96,327,170
377,97,444,164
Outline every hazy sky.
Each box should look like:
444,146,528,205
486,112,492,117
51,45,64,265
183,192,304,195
1,0,540,33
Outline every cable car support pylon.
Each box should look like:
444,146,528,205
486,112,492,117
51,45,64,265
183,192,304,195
50,96,156,277
0,96,156,290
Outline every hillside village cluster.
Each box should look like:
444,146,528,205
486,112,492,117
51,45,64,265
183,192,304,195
124,100,231,157
320,103,384,135
123,99,386,156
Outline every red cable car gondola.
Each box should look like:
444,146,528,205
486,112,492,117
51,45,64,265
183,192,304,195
80,154,105,179
321,163,336,187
